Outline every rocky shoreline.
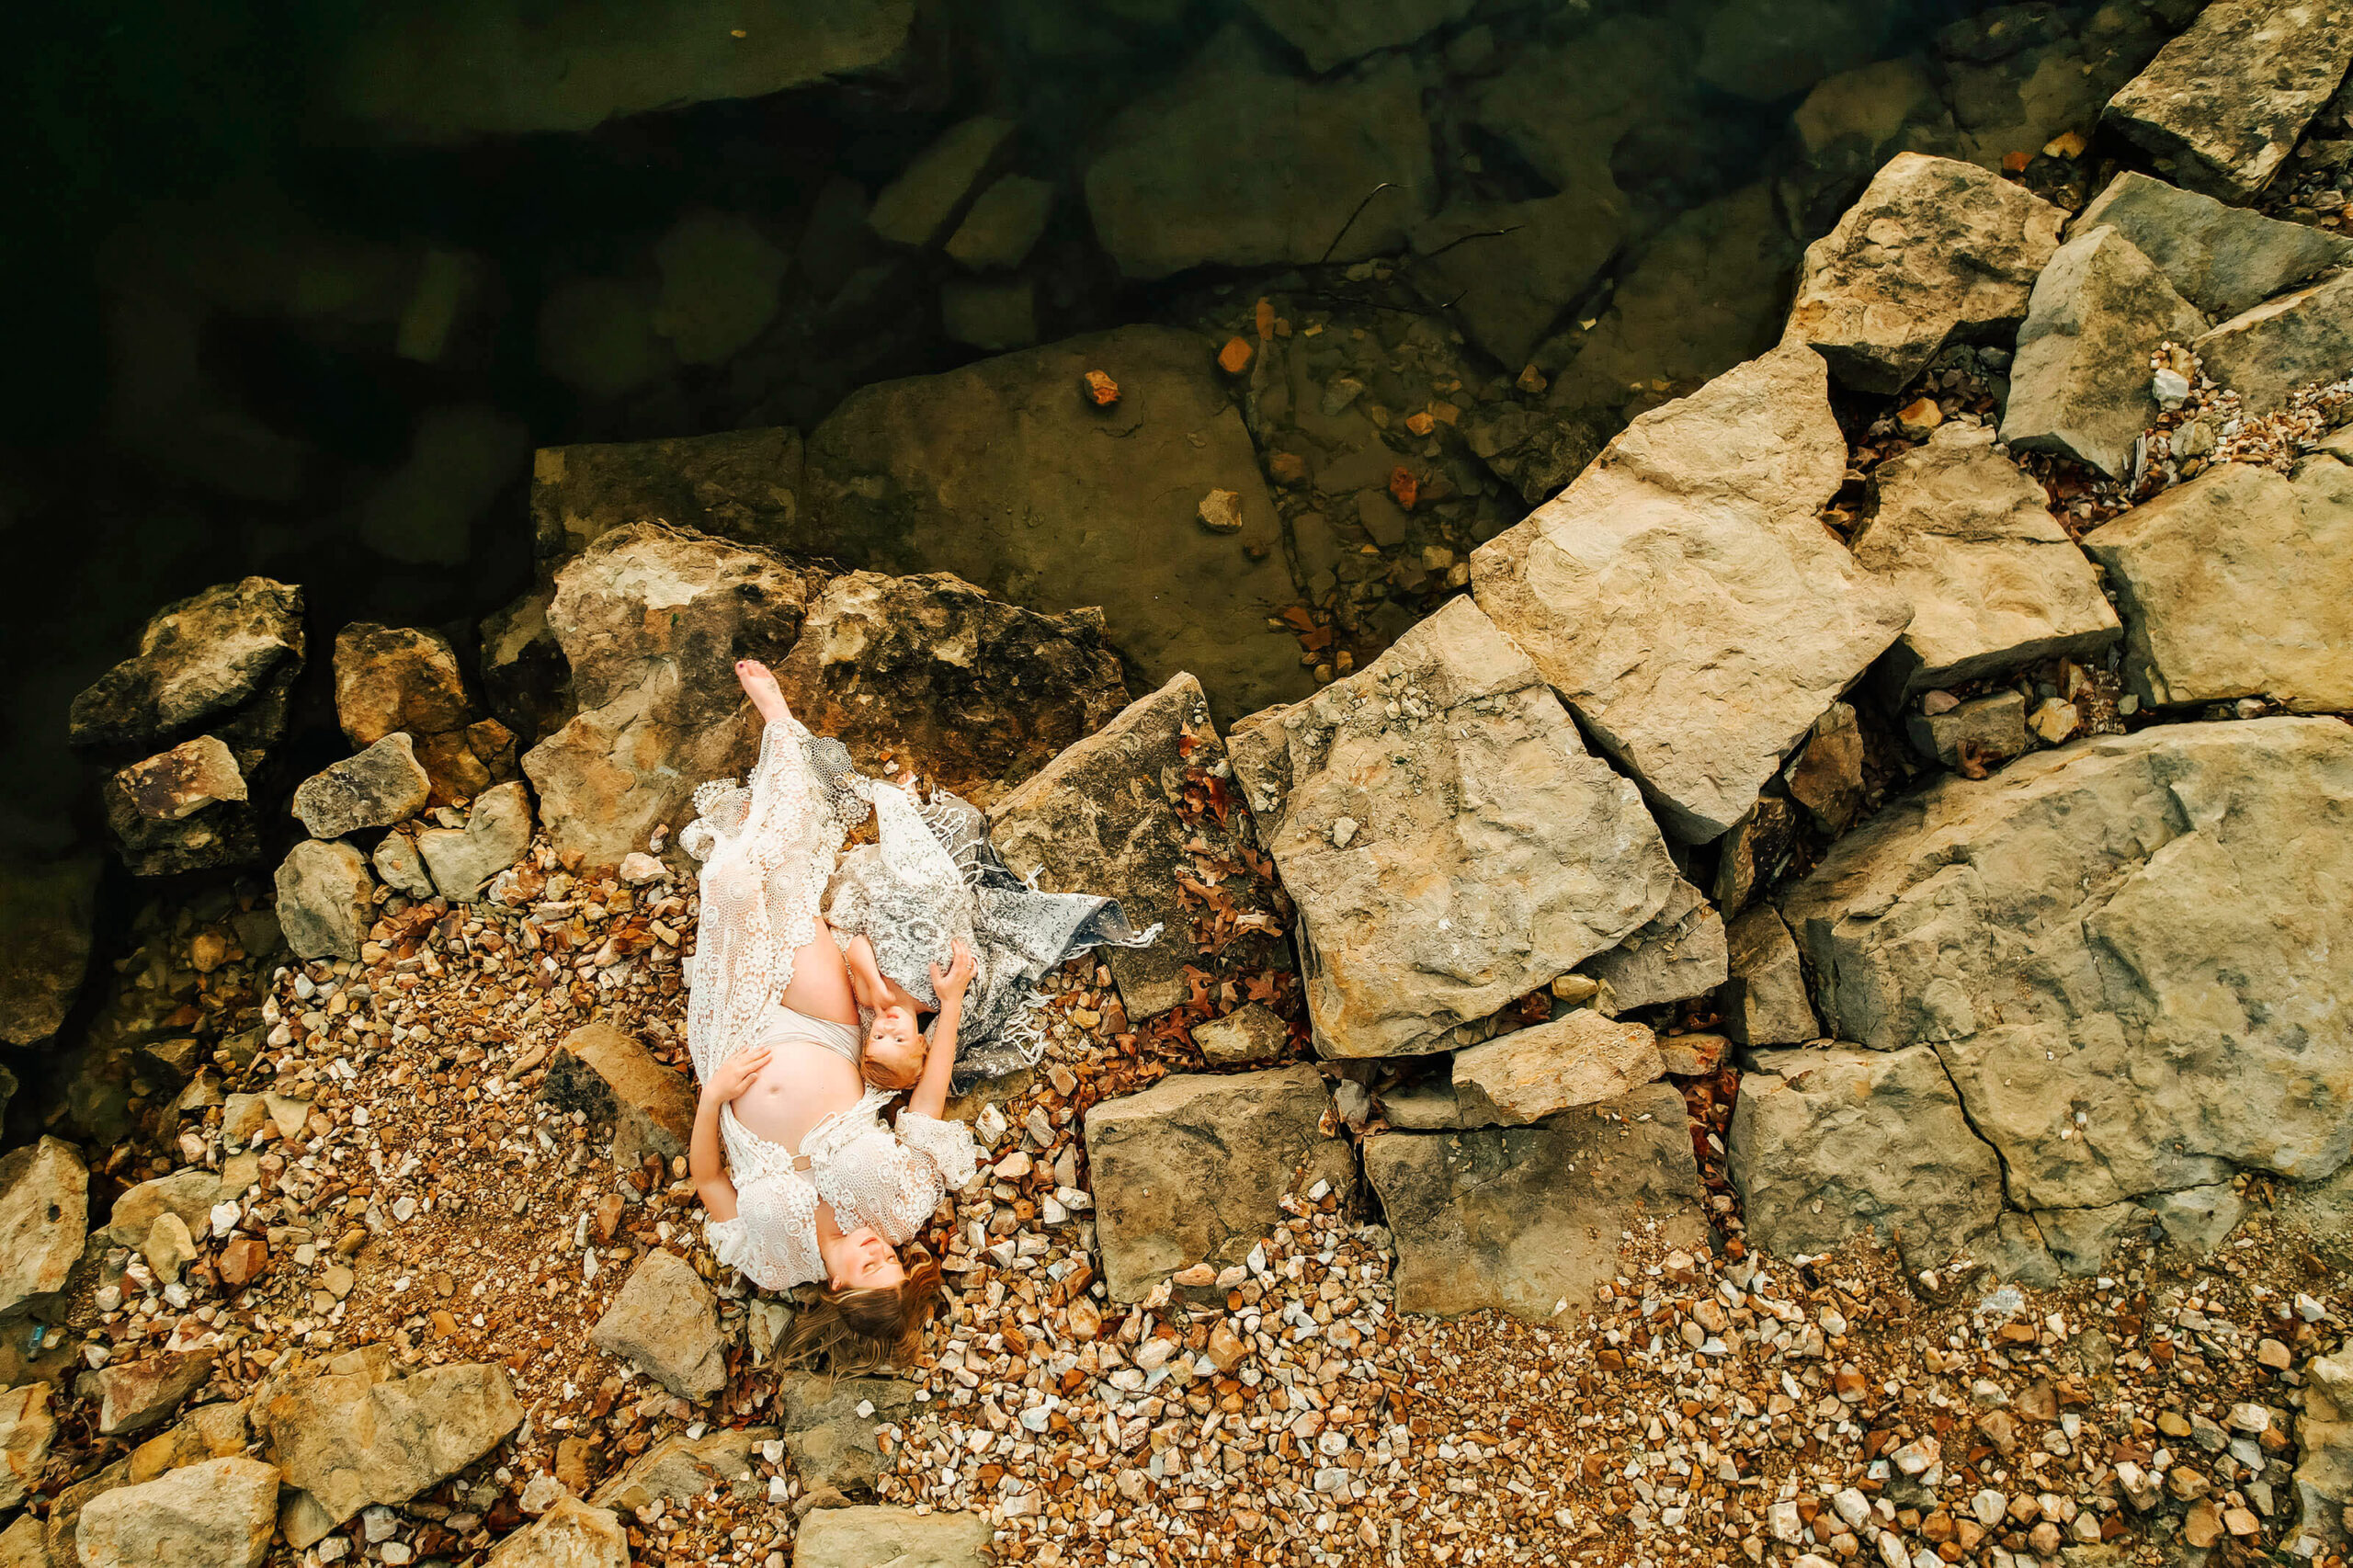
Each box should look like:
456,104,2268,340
10,8,2353,1568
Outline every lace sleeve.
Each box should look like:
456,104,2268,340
895,1112,980,1196
710,1176,824,1290
681,717,849,1085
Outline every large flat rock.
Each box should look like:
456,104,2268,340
795,1507,991,1568
2102,0,2353,200
1363,1083,1707,1320
1472,343,1912,841
1083,1065,1351,1301
2000,225,2211,479
1853,422,2120,697
801,324,1313,716
1083,28,1433,279
1784,153,2066,394
327,0,916,143
2075,171,2353,319
2082,456,2353,712
989,674,1273,1019
1782,718,2353,1218
1228,597,1677,1058
1728,1045,2005,1263
258,1358,524,1543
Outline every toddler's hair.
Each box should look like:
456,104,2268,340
859,1025,926,1091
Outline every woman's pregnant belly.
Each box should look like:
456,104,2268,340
732,1038,865,1153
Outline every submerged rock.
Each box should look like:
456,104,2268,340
1229,597,1677,1058
328,0,918,143
2001,226,2211,479
990,674,1267,1017
870,118,1017,250
2074,170,2353,320
2082,456,2353,713
1473,343,1911,842
1853,423,2120,696
1085,30,1432,279
1784,153,2065,394
2103,0,2353,200
1364,1083,1706,1320
801,324,1310,713
0,851,99,1047
1406,194,1626,374
530,427,804,568
1084,1064,1351,1301
1240,0,1474,72
1783,718,2353,1223
773,570,1130,801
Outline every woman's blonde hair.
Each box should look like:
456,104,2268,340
776,1246,944,1374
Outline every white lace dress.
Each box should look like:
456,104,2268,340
680,715,979,1290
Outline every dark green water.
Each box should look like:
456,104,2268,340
0,0,2193,873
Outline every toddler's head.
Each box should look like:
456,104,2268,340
862,1003,925,1091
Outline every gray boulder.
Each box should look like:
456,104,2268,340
2103,0,2353,200
1084,1064,1352,1301
102,736,258,876
1083,28,1432,279
257,1358,524,1545
483,1494,630,1568
1783,718,2353,1221
2193,270,2353,414
989,674,1268,1019
273,838,374,961
2001,226,2211,478
1450,1011,1663,1127
794,1506,991,1568
291,733,432,838
72,1454,278,1568
2074,170,2353,319
1472,343,1912,841
1729,1046,2006,1264
1575,878,1728,1014
590,1250,726,1402
328,0,916,142
521,522,822,869
1719,907,1817,1047
1364,1083,1707,1320
415,779,533,902
772,570,1131,803
68,576,304,764
1853,422,2120,697
1228,597,1677,1058
801,324,1312,714
0,1137,86,1320
0,851,99,1047
2082,457,2353,713
1784,153,2066,393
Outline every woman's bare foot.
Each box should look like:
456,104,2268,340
736,659,791,725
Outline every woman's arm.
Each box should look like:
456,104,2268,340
690,1046,769,1221
904,941,975,1123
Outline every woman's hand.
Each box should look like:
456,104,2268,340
930,939,976,1004
705,1045,771,1105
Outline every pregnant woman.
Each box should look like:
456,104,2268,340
678,659,979,1369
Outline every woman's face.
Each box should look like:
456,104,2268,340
829,1225,906,1290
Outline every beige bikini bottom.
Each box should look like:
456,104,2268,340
748,1002,862,1067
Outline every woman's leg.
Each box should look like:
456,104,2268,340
779,916,860,1028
